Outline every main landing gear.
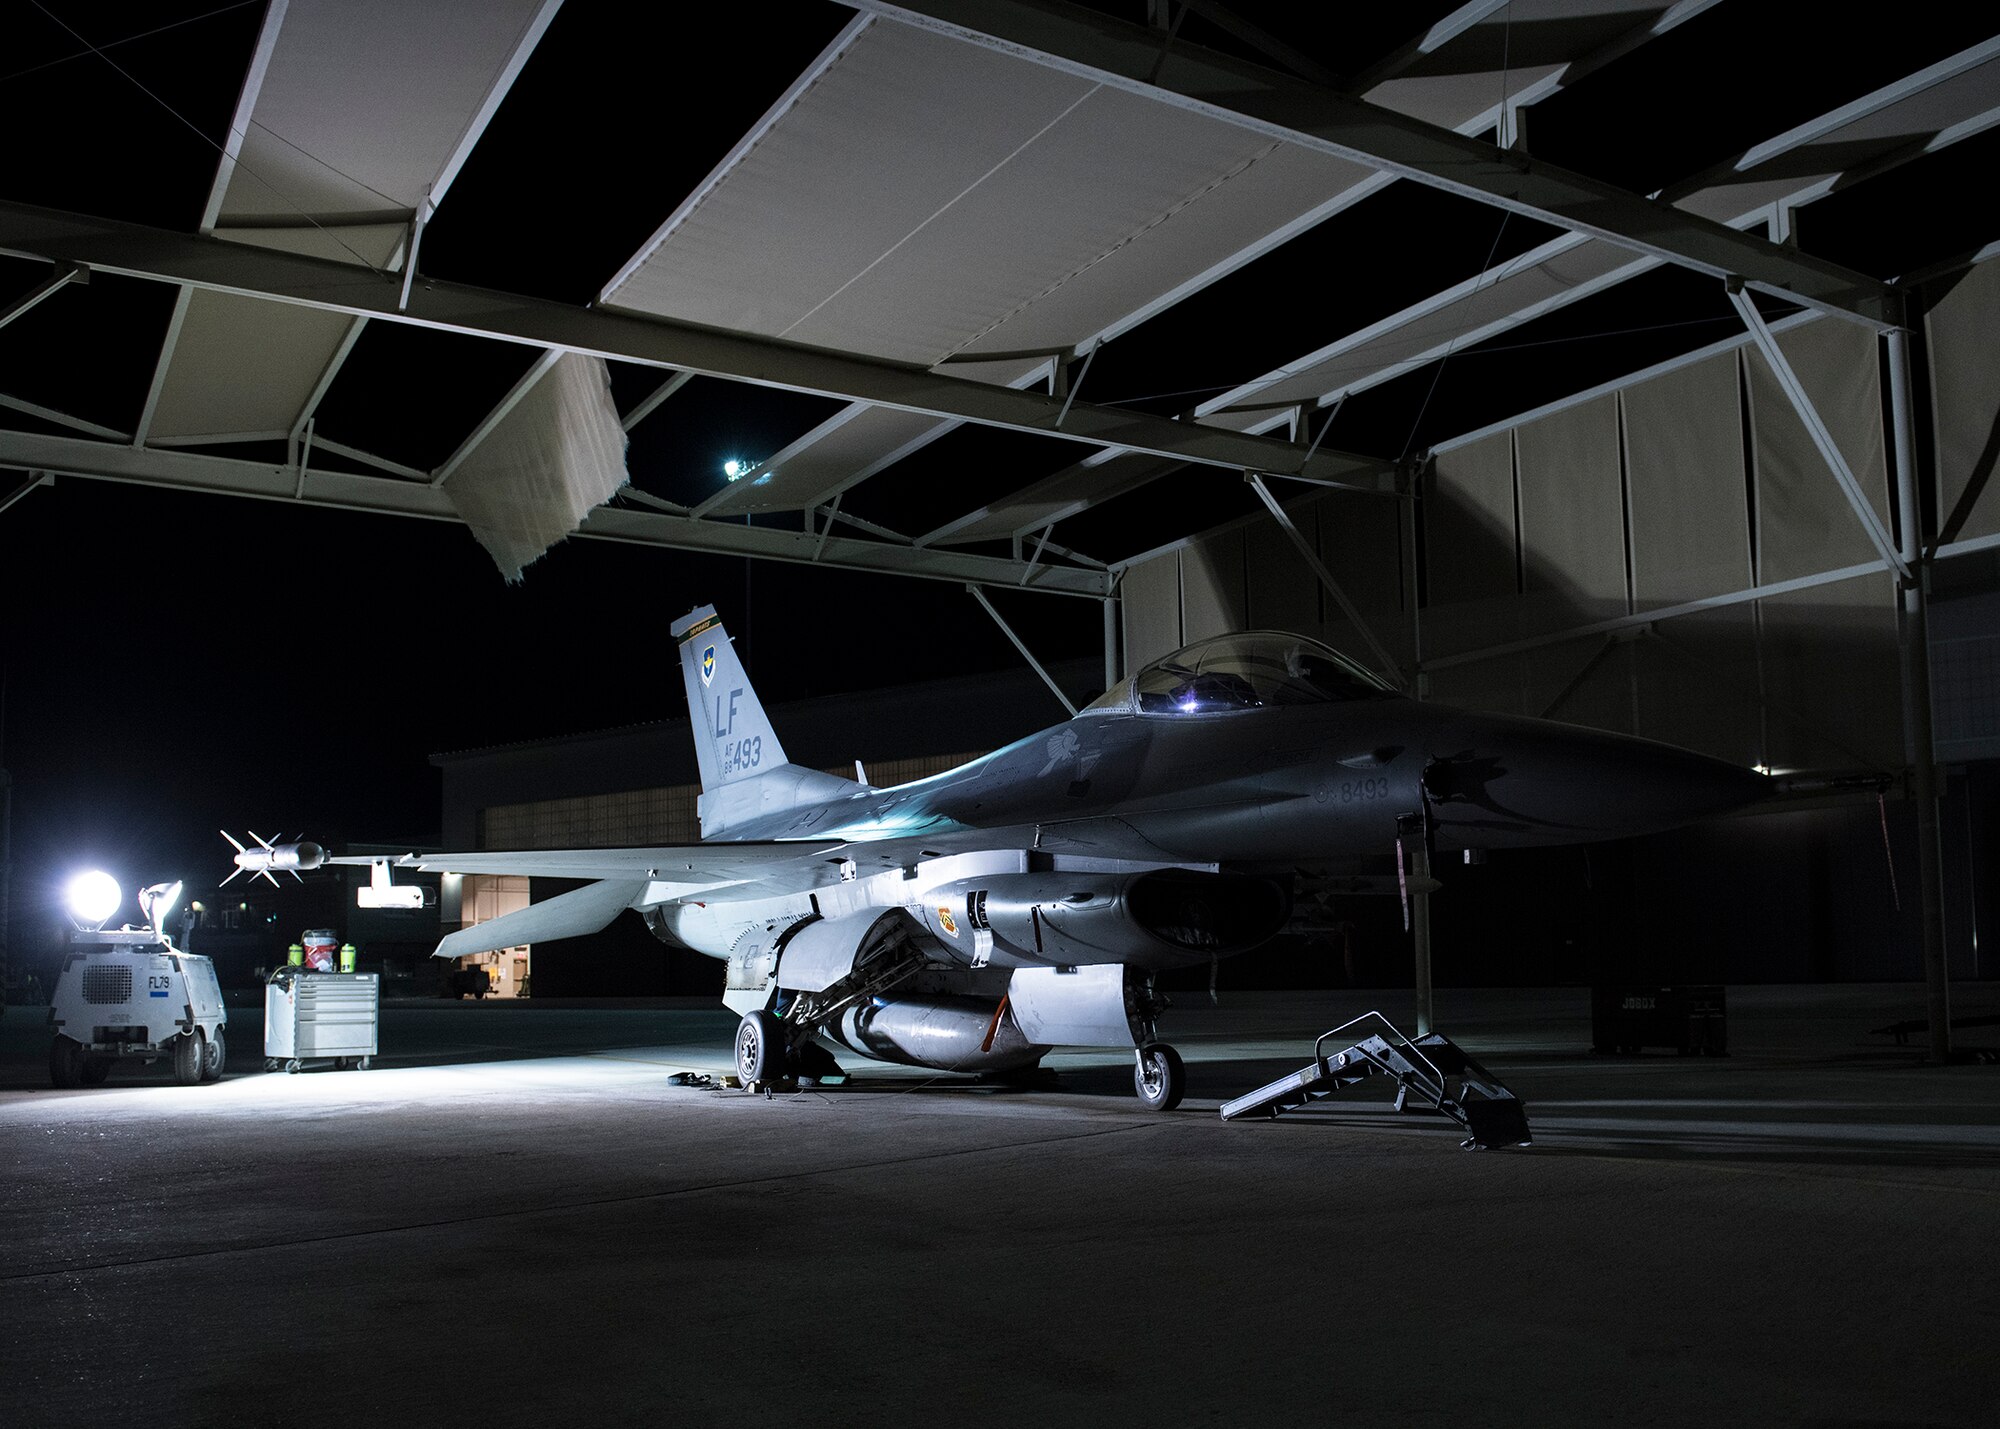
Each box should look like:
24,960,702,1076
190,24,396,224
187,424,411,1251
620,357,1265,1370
734,1007,846,1089
734,1009,786,1085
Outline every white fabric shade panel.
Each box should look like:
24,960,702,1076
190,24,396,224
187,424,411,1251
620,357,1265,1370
1195,44,2000,423
443,354,630,582
1622,350,1753,609
620,6,1625,525
147,292,354,443
1746,319,1891,586
1116,280,1935,765
1925,254,2000,544
146,0,552,444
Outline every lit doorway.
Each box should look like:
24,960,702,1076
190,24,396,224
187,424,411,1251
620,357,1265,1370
457,875,532,997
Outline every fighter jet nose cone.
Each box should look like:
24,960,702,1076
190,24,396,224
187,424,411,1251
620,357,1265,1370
1424,721,1770,848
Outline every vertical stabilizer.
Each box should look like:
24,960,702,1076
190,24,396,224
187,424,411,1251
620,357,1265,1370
670,605,859,838
672,605,786,793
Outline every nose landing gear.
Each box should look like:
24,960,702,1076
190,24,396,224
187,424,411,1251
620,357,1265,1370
1129,976,1185,1111
1133,1042,1186,1111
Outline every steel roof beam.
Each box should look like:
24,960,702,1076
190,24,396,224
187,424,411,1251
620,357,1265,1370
0,427,1110,596
1523,0,1725,98
431,347,562,486
968,584,1079,715
0,391,128,442
288,314,366,450
1727,283,1908,582
0,472,51,517
1340,0,1515,95
0,202,1389,490
132,285,193,447
1246,471,1406,690
621,370,695,432
1197,40,2000,424
0,263,83,333
862,1,1897,327
906,3,1718,547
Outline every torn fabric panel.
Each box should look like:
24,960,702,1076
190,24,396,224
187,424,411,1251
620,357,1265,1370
445,354,629,581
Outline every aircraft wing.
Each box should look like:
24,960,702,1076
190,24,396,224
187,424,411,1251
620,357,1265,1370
326,827,1026,901
329,840,883,961
328,839,865,899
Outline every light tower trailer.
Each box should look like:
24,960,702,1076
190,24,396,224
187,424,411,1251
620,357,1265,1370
48,925,227,1087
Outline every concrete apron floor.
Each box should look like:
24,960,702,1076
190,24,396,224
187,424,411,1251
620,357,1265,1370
2,985,1997,1428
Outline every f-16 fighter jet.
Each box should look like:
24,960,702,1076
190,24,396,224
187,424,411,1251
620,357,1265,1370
329,604,1764,1109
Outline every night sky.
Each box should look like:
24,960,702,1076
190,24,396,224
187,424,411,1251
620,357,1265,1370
0,473,1108,940
5,1,1996,950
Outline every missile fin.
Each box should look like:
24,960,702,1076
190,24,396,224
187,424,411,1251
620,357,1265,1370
221,830,246,853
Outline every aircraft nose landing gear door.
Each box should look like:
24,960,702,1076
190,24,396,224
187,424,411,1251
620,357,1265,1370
1008,964,1185,1111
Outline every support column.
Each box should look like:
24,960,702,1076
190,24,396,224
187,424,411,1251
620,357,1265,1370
968,586,1078,717
1404,462,1431,1033
1887,325,1951,1062
1246,472,1408,689
1403,460,1426,699
0,765,10,999
1101,594,1120,691
1413,836,1434,1036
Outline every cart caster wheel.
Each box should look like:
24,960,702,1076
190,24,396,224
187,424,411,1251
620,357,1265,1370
265,1058,277,1073
357,1057,372,1071
50,1035,86,1089
285,1059,302,1074
173,1030,207,1086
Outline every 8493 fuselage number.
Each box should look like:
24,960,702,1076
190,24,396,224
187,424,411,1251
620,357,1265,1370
1319,776,1391,804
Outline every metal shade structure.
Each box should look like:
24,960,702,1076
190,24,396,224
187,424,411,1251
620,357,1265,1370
5,0,1998,1059
2,0,1994,591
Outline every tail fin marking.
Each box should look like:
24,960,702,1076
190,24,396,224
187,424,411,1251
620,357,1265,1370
671,605,788,794
669,604,858,839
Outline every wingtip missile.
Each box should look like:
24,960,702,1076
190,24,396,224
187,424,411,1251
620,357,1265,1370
222,830,326,884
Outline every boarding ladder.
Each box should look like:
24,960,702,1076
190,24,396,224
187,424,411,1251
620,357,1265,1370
1220,1012,1531,1150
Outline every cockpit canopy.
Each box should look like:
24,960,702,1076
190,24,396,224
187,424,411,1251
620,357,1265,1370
1086,631,1396,715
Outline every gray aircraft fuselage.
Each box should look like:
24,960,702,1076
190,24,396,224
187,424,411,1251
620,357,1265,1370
330,614,1771,1091
727,696,1766,868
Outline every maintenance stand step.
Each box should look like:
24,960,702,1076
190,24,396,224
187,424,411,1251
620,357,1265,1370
1220,1012,1531,1150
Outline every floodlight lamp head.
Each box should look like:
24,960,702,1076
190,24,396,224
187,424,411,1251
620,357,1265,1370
140,880,183,934
65,870,122,931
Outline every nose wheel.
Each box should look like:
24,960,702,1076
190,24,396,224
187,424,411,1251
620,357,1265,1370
1133,1042,1186,1111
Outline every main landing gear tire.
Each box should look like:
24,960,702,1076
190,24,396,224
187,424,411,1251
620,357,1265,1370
1134,1042,1186,1112
735,1009,788,1085
173,1030,206,1086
